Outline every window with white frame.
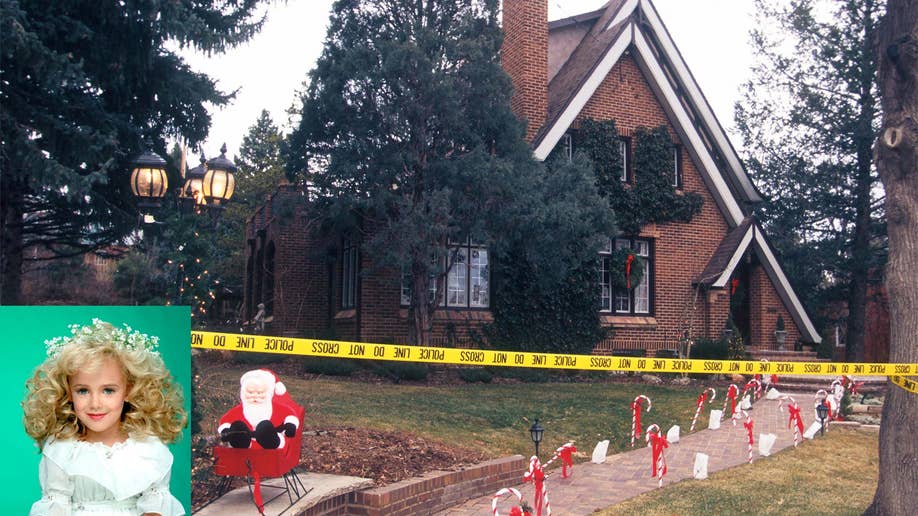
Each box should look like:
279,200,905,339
618,138,630,182
562,133,573,162
598,237,651,315
672,145,682,188
401,240,489,309
341,239,358,309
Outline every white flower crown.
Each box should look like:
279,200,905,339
44,318,160,358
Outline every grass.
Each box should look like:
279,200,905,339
596,427,879,515
193,357,701,460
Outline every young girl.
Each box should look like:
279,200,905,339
23,319,187,515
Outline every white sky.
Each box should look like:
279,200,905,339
181,0,755,162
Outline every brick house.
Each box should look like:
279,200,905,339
243,0,822,353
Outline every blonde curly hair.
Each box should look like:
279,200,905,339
22,320,187,446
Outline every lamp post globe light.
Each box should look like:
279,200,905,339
128,141,237,218
529,418,544,458
181,154,207,209
202,143,236,206
129,146,169,208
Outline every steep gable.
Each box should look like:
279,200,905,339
512,0,821,344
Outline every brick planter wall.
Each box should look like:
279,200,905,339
332,455,527,516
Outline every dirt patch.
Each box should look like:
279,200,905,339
191,356,488,511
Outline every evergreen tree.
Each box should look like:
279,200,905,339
213,110,289,288
735,0,886,359
0,0,268,304
867,0,917,511
286,0,613,346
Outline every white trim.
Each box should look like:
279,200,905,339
631,28,745,224
534,24,633,160
604,0,638,32
638,0,759,202
712,226,754,288
753,226,821,343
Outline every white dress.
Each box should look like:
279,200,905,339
30,436,185,516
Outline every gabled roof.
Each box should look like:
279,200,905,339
535,0,819,343
695,218,821,343
536,0,762,224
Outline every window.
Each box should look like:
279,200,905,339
598,237,651,315
401,240,489,309
672,145,682,188
562,133,573,162
618,138,630,182
341,239,358,309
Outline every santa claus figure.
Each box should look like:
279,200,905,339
218,369,299,449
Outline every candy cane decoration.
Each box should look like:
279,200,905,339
742,379,761,405
784,397,804,448
722,383,739,426
645,424,668,487
492,487,522,516
630,395,652,447
742,410,754,463
544,442,577,478
522,456,550,516
841,375,864,400
830,378,845,419
690,387,716,432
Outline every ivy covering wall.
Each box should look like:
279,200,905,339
581,120,704,233
486,119,703,354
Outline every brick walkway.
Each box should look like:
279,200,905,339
437,394,821,515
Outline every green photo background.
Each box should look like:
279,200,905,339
2,305,191,513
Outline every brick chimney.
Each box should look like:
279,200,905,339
502,0,548,143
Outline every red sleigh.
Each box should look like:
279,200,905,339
213,390,312,514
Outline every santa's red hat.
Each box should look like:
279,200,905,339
240,369,286,396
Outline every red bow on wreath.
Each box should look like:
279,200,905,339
731,278,740,295
625,254,635,289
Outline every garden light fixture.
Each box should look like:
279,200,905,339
529,418,544,458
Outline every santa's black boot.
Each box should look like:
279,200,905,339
221,420,252,448
254,420,281,449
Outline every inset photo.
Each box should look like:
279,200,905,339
4,306,191,515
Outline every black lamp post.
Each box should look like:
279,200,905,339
816,402,829,436
529,418,543,458
129,142,236,221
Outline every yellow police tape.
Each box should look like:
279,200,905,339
191,331,917,384
890,374,918,394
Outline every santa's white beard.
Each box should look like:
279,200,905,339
243,399,273,425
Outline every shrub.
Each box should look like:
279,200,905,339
231,352,284,366
689,337,730,360
458,367,493,383
372,361,429,383
300,357,359,377
496,367,550,383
